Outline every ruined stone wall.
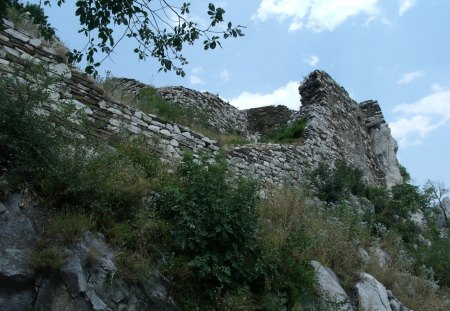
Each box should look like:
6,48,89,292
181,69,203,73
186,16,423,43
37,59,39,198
0,19,220,162
113,78,248,135
245,105,294,134
228,71,402,188
0,18,402,189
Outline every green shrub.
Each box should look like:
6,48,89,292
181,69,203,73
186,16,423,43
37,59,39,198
257,189,323,307
108,207,170,260
308,161,367,203
261,118,307,143
114,252,154,283
414,232,450,287
399,164,411,183
0,63,71,186
38,142,153,222
154,153,260,305
31,246,65,272
3,1,55,39
46,212,94,244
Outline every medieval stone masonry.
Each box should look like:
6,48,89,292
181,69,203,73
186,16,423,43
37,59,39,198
0,18,402,190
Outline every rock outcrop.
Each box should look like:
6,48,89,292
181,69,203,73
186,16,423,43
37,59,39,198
355,272,412,311
360,101,403,188
0,193,176,311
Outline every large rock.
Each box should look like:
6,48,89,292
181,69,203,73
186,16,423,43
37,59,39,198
0,193,177,311
356,272,392,311
360,100,403,188
311,261,353,311
0,193,46,311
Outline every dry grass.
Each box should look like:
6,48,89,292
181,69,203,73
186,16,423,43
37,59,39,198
258,188,370,289
364,232,450,311
304,207,368,289
258,187,307,253
367,262,450,311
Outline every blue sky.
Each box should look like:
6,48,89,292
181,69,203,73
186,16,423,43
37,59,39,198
33,0,450,188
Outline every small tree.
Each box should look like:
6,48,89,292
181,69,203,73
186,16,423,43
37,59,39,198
424,180,449,226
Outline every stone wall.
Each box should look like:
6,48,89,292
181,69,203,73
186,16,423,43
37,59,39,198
228,71,402,188
0,19,220,162
112,77,248,135
246,105,294,134
0,18,402,189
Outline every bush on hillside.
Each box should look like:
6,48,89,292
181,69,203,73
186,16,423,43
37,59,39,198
152,154,261,305
308,161,367,203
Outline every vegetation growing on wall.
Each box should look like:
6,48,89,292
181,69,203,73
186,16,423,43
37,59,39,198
260,118,307,143
2,59,450,310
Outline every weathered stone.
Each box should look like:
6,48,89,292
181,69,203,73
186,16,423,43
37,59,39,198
5,28,30,42
0,194,37,285
0,289,34,311
127,124,141,134
109,119,121,127
246,105,294,134
311,261,353,311
148,125,160,132
60,257,87,297
3,46,21,58
49,63,71,79
182,132,192,139
29,38,42,47
356,272,392,311
160,129,171,137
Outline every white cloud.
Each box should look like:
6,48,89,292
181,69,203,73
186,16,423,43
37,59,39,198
398,0,417,16
390,90,450,147
431,83,444,92
190,76,204,85
219,69,230,82
252,0,380,32
229,81,300,110
303,55,319,66
189,66,205,85
397,70,424,85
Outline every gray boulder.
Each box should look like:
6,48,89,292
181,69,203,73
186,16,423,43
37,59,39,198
356,272,392,311
311,261,353,311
